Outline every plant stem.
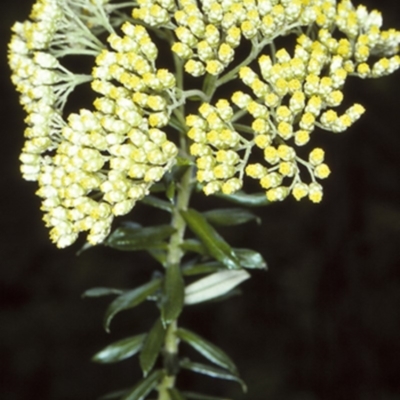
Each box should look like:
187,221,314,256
157,165,193,400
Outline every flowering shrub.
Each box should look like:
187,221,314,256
8,0,400,399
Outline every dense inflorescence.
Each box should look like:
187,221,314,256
9,0,179,247
8,0,400,246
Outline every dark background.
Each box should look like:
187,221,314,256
1,1,400,399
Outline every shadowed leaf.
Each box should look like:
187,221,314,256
162,263,184,324
139,319,166,377
168,388,187,400
177,328,238,373
82,287,124,298
203,208,260,226
182,261,223,276
140,195,173,212
98,388,131,400
181,209,240,270
105,225,175,251
104,279,161,332
180,239,207,255
216,191,269,207
182,392,232,400
121,370,163,400
180,359,247,392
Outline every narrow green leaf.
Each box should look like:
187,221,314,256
216,191,269,207
98,388,131,400
162,263,184,324
121,370,163,400
105,225,175,251
92,334,146,364
203,208,260,226
182,261,223,276
177,328,238,374
180,239,207,255
181,209,240,270
180,359,247,392
184,270,250,305
166,180,176,202
168,388,187,400
234,248,267,270
104,279,161,332
140,195,173,212
139,319,166,377
182,392,232,400
82,287,124,298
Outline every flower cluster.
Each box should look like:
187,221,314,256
9,0,178,247
8,0,400,247
186,101,244,195
185,0,400,202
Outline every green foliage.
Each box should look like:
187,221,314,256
181,209,241,270
182,261,222,276
105,224,175,251
82,288,125,298
216,192,270,207
177,328,238,373
161,263,185,324
103,279,161,333
140,195,173,212
92,334,146,364
180,359,247,392
139,319,166,377
98,388,132,400
88,198,262,397
203,208,260,226
235,248,267,270
167,388,187,400
181,392,232,400
121,370,164,400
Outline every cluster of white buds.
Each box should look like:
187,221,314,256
9,1,178,247
186,101,243,195
8,0,400,246
184,0,400,202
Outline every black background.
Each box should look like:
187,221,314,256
1,1,400,399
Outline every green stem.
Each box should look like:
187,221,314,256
157,164,193,400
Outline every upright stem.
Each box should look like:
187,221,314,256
157,165,193,400
158,30,193,397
